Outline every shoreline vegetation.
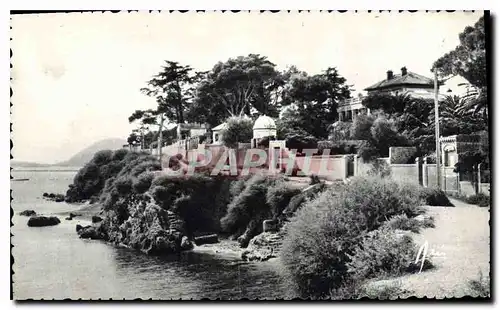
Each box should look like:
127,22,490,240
25,147,490,299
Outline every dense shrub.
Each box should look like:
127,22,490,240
132,171,156,194
280,177,426,298
466,193,490,207
367,159,392,178
265,181,301,219
328,121,352,141
220,175,272,235
419,187,454,206
317,141,358,155
220,116,254,148
285,134,318,154
65,149,157,203
346,228,420,282
383,214,428,233
353,113,409,161
149,174,233,236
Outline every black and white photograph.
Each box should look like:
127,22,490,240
10,10,490,300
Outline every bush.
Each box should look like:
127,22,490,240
367,159,391,178
285,134,318,154
383,214,426,233
419,187,454,206
220,175,271,235
65,149,160,203
220,116,254,148
280,177,426,298
317,141,358,155
466,193,490,207
132,171,156,194
346,228,420,282
266,182,301,219
467,271,490,297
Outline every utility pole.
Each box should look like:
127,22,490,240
434,67,441,190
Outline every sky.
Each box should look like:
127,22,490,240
10,11,482,164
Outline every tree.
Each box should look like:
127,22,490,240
432,16,487,120
220,116,254,148
278,67,351,139
193,54,280,123
141,61,195,125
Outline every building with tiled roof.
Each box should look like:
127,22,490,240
337,67,444,122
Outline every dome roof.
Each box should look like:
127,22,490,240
253,115,276,130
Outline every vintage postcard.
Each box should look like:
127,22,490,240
10,11,490,300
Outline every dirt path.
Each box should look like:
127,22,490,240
388,201,490,298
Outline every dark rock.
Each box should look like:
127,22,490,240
27,216,60,227
91,216,103,223
65,217,72,220
194,234,219,246
263,219,278,232
19,210,36,217
43,193,66,202
78,225,105,240
180,236,193,251
76,224,84,232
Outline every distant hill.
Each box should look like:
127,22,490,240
11,160,51,168
57,138,127,167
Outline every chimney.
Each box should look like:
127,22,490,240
401,67,408,76
386,70,394,80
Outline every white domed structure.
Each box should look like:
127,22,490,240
253,115,277,139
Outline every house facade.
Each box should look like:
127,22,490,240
337,67,442,122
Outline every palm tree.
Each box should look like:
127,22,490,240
454,85,488,121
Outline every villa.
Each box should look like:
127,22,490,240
337,67,445,122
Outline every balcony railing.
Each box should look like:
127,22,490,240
338,96,364,107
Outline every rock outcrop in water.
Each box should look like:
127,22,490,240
42,192,66,202
27,216,61,227
241,231,285,262
194,234,219,246
19,210,36,217
102,194,189,255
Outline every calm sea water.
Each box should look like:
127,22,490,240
11,168,288,300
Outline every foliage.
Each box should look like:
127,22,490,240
467,271,490,297
280,177,426,298
383,214,430,233
285,134,318,154
433,16,486,89
328,121,352,141
190,54,280,125
433,16,487,120
65,149,156,203
466,193,490,207
279,67,351,139
220,175,273,235
419,187,454,206
148,174,233,236
351,113,409,161
317,141,358,155
346,228,420,281
220,116,254,148
265,182,301,219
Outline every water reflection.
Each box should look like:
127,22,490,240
111,246,289,300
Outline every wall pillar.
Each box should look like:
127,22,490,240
353,155,358,176
422,157,428,188
415,157,422,186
